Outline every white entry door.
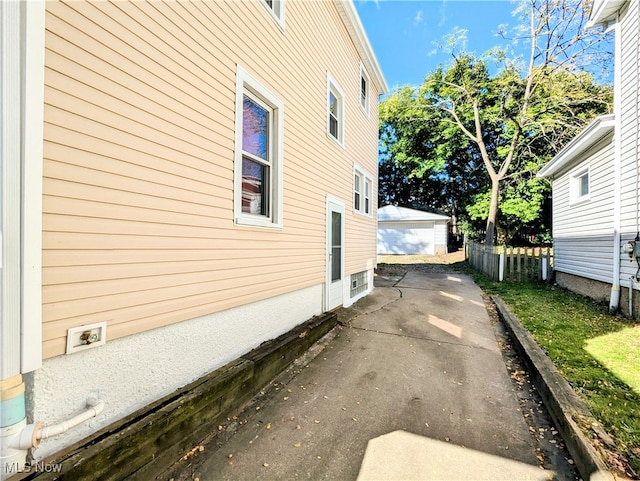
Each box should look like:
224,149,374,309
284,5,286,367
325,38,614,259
326,197,344,310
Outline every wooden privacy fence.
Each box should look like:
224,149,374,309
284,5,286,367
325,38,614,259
466,241,553,282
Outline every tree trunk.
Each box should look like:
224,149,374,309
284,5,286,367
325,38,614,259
484,177,500,246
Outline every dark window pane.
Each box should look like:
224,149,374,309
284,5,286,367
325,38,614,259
331,212,341,281
361,77,367,105
243,95,268,159
242,157,269,215
332,212,341,245
329,115,338,138
331,247,341,281
354,192,360,210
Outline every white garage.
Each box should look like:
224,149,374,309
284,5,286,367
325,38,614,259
377,205,450,255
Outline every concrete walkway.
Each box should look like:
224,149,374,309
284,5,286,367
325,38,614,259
192,268,561,480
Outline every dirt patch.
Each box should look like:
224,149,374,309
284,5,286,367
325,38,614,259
376,250,466,279
377,250,466,266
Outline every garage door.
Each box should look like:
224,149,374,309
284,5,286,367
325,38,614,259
377,221,435,255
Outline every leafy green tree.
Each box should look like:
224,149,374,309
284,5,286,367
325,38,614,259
380,0,613,245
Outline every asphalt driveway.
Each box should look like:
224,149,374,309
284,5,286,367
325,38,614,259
175,263,574,480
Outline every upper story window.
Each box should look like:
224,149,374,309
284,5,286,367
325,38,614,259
354,166,373,216
570,165,590,204
360,65,370,115
235,66,284,228
327,73,345,147
261,0,285,29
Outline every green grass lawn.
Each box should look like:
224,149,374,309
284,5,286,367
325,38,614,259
457,266,640,478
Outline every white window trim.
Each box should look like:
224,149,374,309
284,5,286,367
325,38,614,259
570,164,590,205
359,63,370,116
234,65,284,229
260,0,286,30
353,164,374,217
326,72,345,148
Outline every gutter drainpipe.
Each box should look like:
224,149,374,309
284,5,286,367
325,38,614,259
609,13,622,313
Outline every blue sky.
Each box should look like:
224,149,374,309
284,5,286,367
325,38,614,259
355,0,522,90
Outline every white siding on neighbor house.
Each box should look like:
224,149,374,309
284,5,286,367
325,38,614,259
618,0,640,286
552,135,616,283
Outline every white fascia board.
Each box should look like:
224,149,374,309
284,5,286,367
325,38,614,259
537,115,615,178
334,0,389,95
587,0,626,27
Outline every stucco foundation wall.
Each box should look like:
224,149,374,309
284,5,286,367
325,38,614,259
29,284,323,460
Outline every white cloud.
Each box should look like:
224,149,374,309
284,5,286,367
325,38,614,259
438,0,448,28
414,8,423,26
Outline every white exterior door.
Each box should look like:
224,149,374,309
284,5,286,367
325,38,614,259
326,197,344,310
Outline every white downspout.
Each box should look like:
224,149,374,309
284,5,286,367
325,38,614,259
609,14,622,313
633,3,640,318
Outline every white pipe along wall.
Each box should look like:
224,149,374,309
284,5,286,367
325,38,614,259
610,13,623,313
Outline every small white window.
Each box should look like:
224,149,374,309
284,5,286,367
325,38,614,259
570,165,590,204
365,178,372,214
360,64,370,115
261,0,285,28
327,73,345,147
235,66,284,228
354,165,373,216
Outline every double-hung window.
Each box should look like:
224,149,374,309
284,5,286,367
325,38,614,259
354,166,373,216
235,66,283,228
326,73,345,147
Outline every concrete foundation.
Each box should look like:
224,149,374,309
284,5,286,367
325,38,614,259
555,271,640,318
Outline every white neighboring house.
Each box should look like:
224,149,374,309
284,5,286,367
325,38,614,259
377,205,450,255
537,115,616,295
538,0,639,314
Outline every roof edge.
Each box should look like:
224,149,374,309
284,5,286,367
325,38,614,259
587,0,626,27
537,114,615,178
334,1,389,94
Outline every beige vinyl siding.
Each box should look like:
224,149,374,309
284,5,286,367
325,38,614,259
43,0,380,357
552,135,615,283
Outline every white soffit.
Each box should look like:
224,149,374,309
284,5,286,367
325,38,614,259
587,0,627,27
